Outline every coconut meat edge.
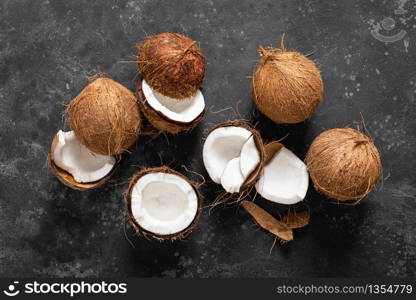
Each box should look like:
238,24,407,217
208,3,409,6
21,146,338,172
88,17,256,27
130,172,198,235
255,147,309,205
142,79,205,123
52,130,116,183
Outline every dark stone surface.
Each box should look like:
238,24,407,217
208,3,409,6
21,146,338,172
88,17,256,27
0,0,415,278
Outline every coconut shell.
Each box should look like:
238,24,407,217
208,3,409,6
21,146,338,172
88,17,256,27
252,46,323,124
208,120,265,189
136,79,204,133
306,128,382,201
125,166,202,241
138,33,205,99
48,134,120,191
67,77,141,155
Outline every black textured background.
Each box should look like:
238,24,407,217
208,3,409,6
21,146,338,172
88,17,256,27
0,0,415,278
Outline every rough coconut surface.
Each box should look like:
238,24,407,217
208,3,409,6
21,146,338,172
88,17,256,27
126,167,201,240
256,145,309,205
136,79,204,133
52,130,116,183
141,79,205,123
67,77,141,155
306,128,382,201
252,48,323,124
138,33,205,99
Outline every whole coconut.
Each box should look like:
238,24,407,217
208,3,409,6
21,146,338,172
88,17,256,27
138,33,205,99
67,77,141,155
252,43,323,124
306,128,382,201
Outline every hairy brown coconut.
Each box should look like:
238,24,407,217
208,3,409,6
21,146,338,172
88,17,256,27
48,132,120,191
125,167,202,241
252,40,323,124
67,77,141,155
138,33,205,99
136,78,204,133
306,128,382,201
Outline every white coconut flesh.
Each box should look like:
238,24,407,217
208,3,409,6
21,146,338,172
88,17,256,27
203,126,253,184
239,136,261,178
255,147,309,205
220,157,246,193
130,172,198,235
142,79,205,123
52,130,116,183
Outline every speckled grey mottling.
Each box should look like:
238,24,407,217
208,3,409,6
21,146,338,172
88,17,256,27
0,0,415,278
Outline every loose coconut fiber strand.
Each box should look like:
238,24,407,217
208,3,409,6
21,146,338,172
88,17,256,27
306,128,381,201
67,78,141,155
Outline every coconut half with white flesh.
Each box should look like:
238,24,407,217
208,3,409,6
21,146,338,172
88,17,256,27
136,79,205,133
126,167,201,240
48,130,119,190
202,121,264,194
255,142,309,205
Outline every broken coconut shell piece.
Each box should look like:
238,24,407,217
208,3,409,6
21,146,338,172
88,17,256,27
67,77,141,155
255,141,309,205
241,200,293,242
125,167,202,241
136,78,205,133
306,128,381,202
138,33,205,99
202,121,265,194
48,131,120,191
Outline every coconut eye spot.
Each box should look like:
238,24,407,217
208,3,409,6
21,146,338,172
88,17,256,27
256,147,309,205
202,126,252,183
52,130,116,183
142,79,205,123
130,172,198,236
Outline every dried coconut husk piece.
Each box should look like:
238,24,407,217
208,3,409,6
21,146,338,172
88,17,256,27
241,200,293,242
48,135,120,191
136,79,204,133
306,128,382,202
137,33,205,99
252,36,323,124
67,77,141,155
281,210,310,229
125,166,202,241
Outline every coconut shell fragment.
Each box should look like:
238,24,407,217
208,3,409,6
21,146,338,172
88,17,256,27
252,42,323,124
306,128,382,201
67,77,141,155
138,33,205,99
125,166,202,241
48,134,120,191
281,210,310,229
241,200,293,242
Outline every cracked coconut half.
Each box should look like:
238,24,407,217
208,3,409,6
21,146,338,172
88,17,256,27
48,130,119,190
125,167,201,240
202,121,264,194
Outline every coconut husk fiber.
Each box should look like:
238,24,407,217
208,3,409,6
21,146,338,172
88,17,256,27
252,40,323,124
136,79,204,133
306,128,382,201
67,77,141,156
138,33,205,99
125,166,202,241
48,134,120,191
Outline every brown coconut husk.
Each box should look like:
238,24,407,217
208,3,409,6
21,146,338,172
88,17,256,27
125,166,202,241
138,33,205,99
136,79,204,133
241,200,293,242
66,77,141,155
48,134,120,191
252,37,323,124
281,209,310,229
306,128,382,202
